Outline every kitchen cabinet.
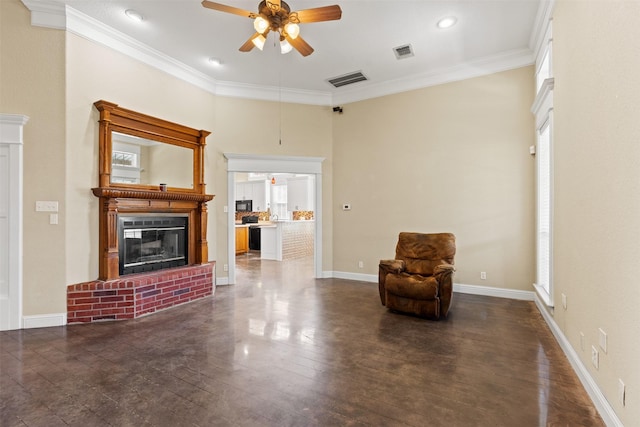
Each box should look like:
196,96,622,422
251,180,270,212
236,182,253,201
235,226,249,255
287,176,314,211
236,180,270,211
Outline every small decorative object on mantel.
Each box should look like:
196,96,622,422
159,183,167,192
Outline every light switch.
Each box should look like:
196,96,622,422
36,201,59,212
49,213,58,225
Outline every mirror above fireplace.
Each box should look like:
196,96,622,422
94,100,207,194
111,132,194,188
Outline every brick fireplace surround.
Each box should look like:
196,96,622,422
67,263,215,323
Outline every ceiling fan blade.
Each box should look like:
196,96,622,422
239,30,270,52
201,1,256,19
291,5,342,23
239,34,257,52
286,34,314,57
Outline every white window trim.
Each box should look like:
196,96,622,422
531,76,554,307
533,111,554,307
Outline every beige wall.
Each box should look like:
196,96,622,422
210,96,334,271
65,32,218,287
551,1,640,423
1,0,67,315
333,67,536,289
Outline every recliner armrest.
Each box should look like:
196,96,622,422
378,259,405,306
434,263,455,274
379,259,405,274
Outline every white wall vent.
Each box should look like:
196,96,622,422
327,71,368,88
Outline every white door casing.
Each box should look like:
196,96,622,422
224,153,324,285
0,114,28,330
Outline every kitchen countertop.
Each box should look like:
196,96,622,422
234,219,315,227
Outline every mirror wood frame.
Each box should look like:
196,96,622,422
94,100,208,192
92,100,214,281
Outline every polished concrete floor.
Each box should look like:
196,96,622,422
1,253,604,426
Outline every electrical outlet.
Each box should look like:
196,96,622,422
580,332,585,351
591,346,599,369
561,293,567,310
223,264,228,272
358,261,364,269
618,379,626,406
49,213,58,225
480,272,486,280
598,328,607,353
223,205,228,213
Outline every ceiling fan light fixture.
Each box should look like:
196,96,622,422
280,39,293,54
252,34,266,50
284,22,300,39
254,15,270,33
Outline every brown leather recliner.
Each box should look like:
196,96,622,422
379,232,456,320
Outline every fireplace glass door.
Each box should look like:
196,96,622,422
118,216,188,275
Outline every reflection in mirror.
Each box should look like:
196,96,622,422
111,132,194,188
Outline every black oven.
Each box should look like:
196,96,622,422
235,200,253,212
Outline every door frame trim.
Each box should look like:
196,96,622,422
224,153,324,284
0,114,29,330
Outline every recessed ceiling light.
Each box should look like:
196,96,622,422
208,57,222,67
437,16,457,29
125,9,144,22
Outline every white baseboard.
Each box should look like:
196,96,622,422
215,276,230,286
324,271,377,282
22,313,67,329
534,295,622,427
454,283,535,301
325,272,536,302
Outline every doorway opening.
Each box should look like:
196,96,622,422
224,154,324,285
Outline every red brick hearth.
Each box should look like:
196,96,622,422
67,263,215,323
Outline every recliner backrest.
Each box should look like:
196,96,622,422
395,232,456,276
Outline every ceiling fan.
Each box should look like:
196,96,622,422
201,0,342,56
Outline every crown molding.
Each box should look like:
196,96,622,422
332,48,535,105
529,0,556,55
21,0,536,106
20,0,66,29
215,80,332,106
64,7,219,95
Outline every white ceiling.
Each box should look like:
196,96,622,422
27,0,543,104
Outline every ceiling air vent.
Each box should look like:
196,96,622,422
327,71,368,88
393,44,414,60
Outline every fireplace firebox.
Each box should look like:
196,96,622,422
118,215,188,275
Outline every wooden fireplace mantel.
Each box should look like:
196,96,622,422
92,189,214,281
92,101,214,281
92,187,214,203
